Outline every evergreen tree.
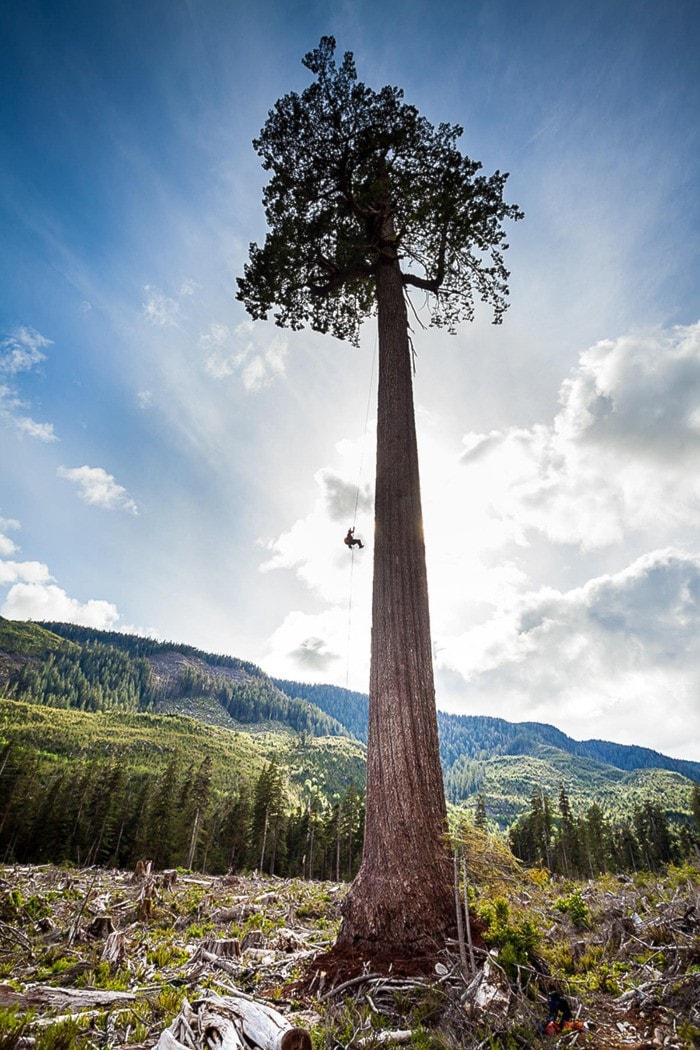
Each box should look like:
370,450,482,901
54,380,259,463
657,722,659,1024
691,782,700,834
238,35,521,959
556,784,579,877
583,802,612,875
634,800,674,869
474,793,487,832
251,762,287,873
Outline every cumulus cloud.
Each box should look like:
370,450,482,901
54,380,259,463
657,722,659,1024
2,581,120,630
57,465,139,515
459,322,700,549
260,464,372,605
436,549,700,758
0,560,52,585
256,322,700,754
259,443,375,687
0,538,143,635
136,390,153,409
263,608,352,682
142,285,180,326
199,320,288,391
12,415,57,442
0,327,57,441
0,516,20,558
0,326,51,374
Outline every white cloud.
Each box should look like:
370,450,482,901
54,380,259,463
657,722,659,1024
0,326,51,374
260,464,373,605
459,322,700,549
0,327,57,442
2,582,120,630
57,465,139,515
241,335,287,391
256,323,700,757
436,549,700,758
263,607,361,684
0,560,52,585
0,517,20,557
12,415,57,442
199,320,288,391
136,389,153,409
142,285,181,326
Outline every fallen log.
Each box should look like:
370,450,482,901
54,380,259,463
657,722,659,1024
357,1032,412,1047
156,991,311,1050
0,982,144,1009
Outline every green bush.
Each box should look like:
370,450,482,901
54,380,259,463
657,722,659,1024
554,889,590,929
475,897,539,978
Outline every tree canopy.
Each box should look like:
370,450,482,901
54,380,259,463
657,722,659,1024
237,36,523,344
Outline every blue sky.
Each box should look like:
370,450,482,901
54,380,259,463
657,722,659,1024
2,0,700,759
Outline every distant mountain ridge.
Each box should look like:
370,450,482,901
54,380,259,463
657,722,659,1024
0,618,348,739
272,677,700,783
0,617,696,830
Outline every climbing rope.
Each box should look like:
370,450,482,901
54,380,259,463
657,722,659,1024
345,333,377,690
351,332,378,529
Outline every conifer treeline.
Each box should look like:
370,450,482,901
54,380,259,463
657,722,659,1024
0,743,364,880
6,640,347,737
1,733,697,879
508,784,700,876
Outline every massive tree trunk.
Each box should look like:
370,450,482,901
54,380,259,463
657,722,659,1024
336,236,455,959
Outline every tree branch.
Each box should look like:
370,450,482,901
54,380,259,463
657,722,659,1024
306,262,375,295
401,272,440,293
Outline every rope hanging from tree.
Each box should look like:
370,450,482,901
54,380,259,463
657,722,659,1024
344,334,377,689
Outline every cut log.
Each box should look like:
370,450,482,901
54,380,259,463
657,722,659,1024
157,991,311,1050
0,983,142,1009
132,860,153,881
357,1032,412,1047
101,929,128,966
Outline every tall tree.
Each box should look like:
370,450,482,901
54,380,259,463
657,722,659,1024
238,37,522,960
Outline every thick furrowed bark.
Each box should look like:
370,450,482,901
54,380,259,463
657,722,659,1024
337,247,454,958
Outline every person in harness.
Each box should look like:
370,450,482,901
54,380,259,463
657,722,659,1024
344,527,364,550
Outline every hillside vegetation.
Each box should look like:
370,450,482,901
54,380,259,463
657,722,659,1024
0,617,698,880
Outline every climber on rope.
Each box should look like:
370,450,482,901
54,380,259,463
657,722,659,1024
344,527,364,550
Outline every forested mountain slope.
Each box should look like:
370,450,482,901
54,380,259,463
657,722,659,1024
0,618,348,738
0,617,697,837
275,676,700,783
0,696,365,874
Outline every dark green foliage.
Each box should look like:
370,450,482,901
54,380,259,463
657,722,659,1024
270,684,700,786
237,36,522,344
0,697,366,876
474,793,487,831
510,783,699,876
273,679,368,741
1,619,697,879
475,896,539,979
0,615,76,657
691,782,700,831
39,622,260,675
8,643,156,712
437,712,700,784
0,621,348,737
197,672,349,737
